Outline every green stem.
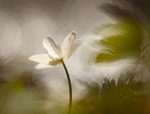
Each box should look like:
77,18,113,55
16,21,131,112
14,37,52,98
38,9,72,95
61,60,72,114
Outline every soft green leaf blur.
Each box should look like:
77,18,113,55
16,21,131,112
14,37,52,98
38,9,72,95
0,71,50,114
95,19,143,63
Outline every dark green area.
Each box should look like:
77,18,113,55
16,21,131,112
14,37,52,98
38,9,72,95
72,73,150,114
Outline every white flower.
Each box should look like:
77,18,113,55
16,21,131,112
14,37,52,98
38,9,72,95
29,31,76,69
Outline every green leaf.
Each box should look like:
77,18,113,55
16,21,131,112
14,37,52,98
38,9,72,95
96,52,119,63
95,19,143,63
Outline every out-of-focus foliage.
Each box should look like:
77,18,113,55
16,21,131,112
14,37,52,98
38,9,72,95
0,71,50,114
72,73,150,114
1,68,150,114
0,61,150,114
95,19,143,63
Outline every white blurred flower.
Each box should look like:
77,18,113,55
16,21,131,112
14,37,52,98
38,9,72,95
29,31,76,69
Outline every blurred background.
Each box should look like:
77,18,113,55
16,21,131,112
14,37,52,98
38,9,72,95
1,0,150,113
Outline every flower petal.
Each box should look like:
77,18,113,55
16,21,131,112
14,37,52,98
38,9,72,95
61,31,76,60
29,54,51,64
72,40,82,54
43,37,62,59
35,64,53,69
